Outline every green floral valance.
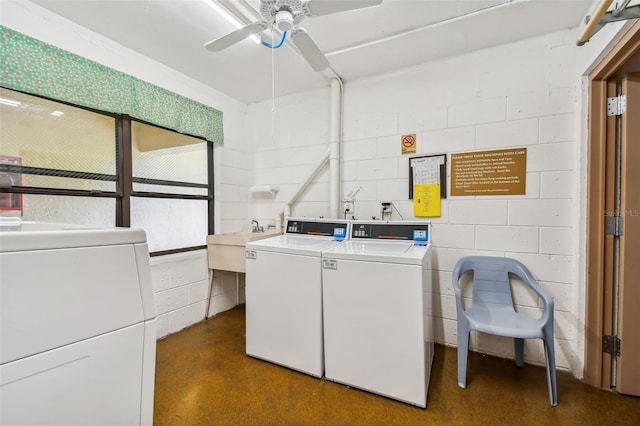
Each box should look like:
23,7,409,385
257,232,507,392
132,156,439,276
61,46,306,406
0,26,223,143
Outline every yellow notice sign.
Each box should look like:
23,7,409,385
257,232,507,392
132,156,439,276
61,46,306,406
413,183,441,217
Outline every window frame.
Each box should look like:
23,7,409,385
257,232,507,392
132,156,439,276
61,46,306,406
0,88,215,256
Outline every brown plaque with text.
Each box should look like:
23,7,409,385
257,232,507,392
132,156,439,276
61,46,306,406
451,148,527,196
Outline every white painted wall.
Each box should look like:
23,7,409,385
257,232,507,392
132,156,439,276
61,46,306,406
246,23,631,377
0,1,251,337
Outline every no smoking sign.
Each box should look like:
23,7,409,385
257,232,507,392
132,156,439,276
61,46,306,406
401,133,416,154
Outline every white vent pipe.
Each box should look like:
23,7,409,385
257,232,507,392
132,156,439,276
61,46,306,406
284,149,330,217
278,77,342,223
329,77,342,218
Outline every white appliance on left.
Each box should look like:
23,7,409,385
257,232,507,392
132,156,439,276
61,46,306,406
244,217,349,377
0,218,157,426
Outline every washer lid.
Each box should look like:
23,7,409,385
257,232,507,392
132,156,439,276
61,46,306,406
246,234,346,257
0,219,147,252
322,240,429,265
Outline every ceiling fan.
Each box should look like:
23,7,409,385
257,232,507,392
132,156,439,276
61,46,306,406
204,0,383,72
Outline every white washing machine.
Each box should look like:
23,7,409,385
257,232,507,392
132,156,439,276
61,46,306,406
0,219,157,425
244,217,348,377
322,220,433,407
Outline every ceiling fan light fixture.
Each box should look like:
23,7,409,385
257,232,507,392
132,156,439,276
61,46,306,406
275,10,294,32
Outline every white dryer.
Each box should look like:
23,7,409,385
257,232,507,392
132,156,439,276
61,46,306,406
244,217,348,377
0,219,157,425
322,220,433,407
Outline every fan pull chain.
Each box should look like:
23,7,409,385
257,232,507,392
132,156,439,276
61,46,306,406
260,27,286,137
271,27,276,136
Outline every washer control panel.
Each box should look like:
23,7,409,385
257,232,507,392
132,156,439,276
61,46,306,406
285,219,349,240
351,222,430,244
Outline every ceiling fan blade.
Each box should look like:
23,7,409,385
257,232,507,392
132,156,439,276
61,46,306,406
204,21,268,51
306,0,382,17
291,29,331,72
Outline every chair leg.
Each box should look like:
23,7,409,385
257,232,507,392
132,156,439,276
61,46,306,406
543,329,558,406
514,338,524,367
457,323,470,388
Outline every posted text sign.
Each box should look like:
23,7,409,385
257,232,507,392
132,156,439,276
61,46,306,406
451,148,527,196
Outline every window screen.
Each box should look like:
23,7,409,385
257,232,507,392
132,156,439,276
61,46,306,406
130,197,208,253
0,88,117,192
131,121,208,196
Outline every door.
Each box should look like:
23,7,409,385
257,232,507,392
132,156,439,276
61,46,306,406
585,21,640,392
616,72,640,396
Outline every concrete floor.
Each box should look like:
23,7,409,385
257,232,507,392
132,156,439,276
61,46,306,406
154,305,640,425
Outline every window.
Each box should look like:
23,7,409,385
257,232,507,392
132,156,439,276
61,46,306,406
131,121,209,196
0,88,214,254
129,120,212,253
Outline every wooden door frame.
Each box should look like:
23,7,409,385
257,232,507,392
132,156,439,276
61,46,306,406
584,20,640,388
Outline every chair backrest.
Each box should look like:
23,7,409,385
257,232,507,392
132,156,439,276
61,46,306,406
453,256,531,310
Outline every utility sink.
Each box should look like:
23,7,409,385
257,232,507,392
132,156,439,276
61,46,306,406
207,229,281,273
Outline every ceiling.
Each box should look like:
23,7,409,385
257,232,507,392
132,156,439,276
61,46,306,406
28,0,595,105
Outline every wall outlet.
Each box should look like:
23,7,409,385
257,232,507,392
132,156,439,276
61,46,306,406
381,202,392,220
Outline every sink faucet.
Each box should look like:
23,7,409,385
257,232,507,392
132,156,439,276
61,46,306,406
251,220,264,233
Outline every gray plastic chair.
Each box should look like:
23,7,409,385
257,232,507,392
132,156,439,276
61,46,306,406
452,256,557,406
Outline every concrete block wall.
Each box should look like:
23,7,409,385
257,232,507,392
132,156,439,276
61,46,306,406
216,144,252,234
214,85,254,234
151,251,209,339
151,251,251,339
246,28,607,376
247,90,332,225
207,270,246,316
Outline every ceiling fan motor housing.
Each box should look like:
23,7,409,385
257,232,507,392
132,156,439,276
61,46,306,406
275,10,294,32
261,0,308,29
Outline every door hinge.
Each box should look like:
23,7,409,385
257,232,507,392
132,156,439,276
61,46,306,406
603,335,621,357
607,95,626,116
605,216,625,236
